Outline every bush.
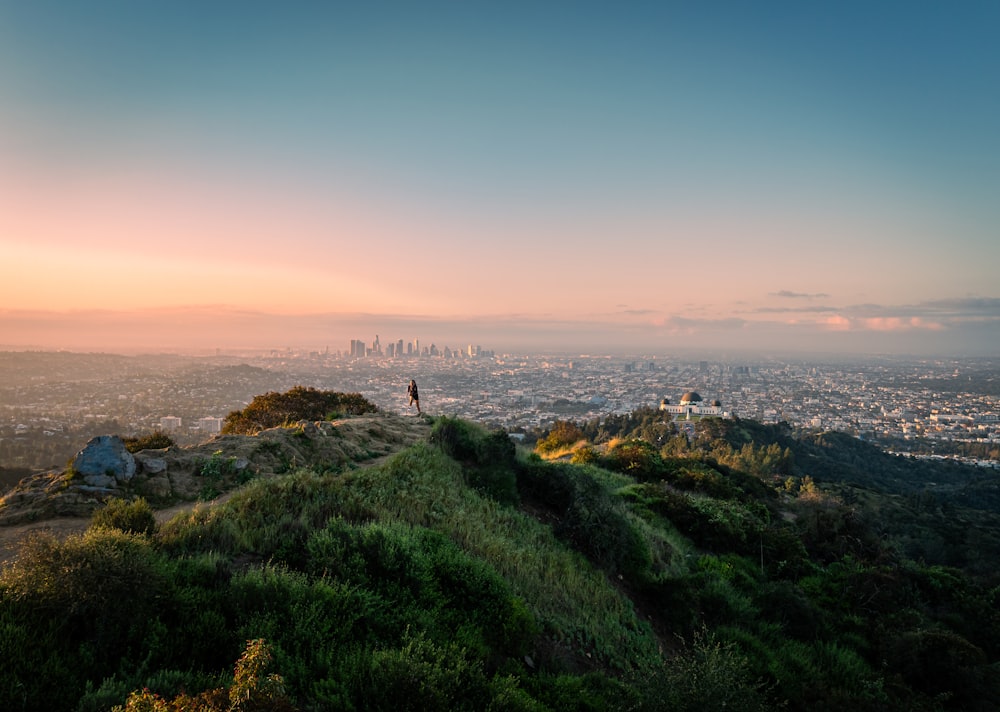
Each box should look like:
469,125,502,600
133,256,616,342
636,482,769,554
0,528,167,707
122,431,175,453
535,420,586,455
601,438,668,481
321,630,539,712
113,638,296,712
222,387,377,435
431,417,518,505
516,459,651,579
90,497,158,537
631,631,772,712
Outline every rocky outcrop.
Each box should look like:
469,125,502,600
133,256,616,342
0,412,431,527
72,435,136,485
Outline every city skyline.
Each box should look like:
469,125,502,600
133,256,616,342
2,2,998,356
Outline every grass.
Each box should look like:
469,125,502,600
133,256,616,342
156,442,661,672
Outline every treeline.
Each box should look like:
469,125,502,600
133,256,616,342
532,411,1000,575
876,434,1000,462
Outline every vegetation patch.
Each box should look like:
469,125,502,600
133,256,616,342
222,386,377,435
2,403,1000,710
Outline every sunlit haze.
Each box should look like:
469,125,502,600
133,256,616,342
2,2,998,355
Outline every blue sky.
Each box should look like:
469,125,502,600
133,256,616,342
1,1,998,355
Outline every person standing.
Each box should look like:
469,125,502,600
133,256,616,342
407,379,421,415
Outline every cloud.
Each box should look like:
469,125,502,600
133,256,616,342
910,297,1000,317
820,315,852,331
658,316,747,331
857,317,945,332
757,297,1000,334
753,305,838,314
771,290,830,299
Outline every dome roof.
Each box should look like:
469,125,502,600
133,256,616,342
679,391,702,403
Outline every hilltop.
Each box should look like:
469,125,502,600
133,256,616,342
1,392,998,711
0,411,431,559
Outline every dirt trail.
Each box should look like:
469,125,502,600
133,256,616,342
0,492,238,565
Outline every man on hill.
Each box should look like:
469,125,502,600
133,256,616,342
407,379,421,415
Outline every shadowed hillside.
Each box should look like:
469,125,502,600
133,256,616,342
1,392,998,711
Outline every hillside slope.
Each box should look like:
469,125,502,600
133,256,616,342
0,412,431,560
1,408,998,711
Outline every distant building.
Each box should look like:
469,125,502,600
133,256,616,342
159,416,182,431
659,391,728,419
197,417,223,434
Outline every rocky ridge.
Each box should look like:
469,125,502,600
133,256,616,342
0,412,432,558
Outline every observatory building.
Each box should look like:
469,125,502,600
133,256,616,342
659,391,728,419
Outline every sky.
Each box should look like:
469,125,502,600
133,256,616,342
1,1,998,356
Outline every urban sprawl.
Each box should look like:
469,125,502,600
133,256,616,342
1,342,997,472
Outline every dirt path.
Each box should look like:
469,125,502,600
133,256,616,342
0,490,240,565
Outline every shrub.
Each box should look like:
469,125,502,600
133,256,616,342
122,431,175,453
113,638,296,712
516,459,652,579
535,420,586,455
90,497,157,537
637,482,769,554
222,387,377,435
322,630,539,712
0,528,167,706
601,438,668,481
631,631,773,712
431,417,518,505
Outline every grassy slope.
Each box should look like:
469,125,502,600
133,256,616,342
1,413,999,711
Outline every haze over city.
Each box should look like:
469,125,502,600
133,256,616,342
1,2,998,356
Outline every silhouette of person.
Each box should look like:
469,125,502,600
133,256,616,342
407,379,421,415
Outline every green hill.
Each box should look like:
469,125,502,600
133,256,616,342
1,394,998,711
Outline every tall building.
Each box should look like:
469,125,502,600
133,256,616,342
159,416,182,431
197,417,223,434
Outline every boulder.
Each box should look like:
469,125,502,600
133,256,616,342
82,473,116,488
136,456,168,475
142,475,173,499
73,435,136,483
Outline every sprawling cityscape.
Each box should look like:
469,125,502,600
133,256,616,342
1,340,997,475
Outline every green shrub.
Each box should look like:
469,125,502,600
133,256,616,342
122,430,175,453
516,459,652,579
601,438,668,481
431,417,518,505
631,631,773,712
636,482,769,554
321,630,539,712
90,496,157,537
222,387,377,435
0,529,167,707
524,672,630,711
